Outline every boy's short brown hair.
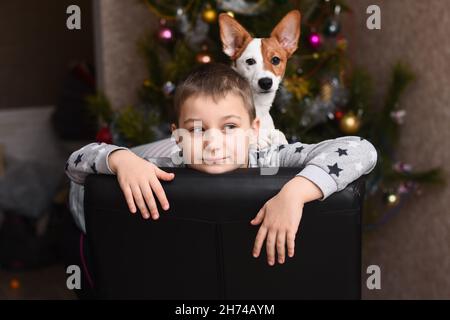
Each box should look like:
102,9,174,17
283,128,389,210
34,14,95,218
172,63,256,124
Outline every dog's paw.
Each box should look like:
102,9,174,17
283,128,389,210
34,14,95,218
269,129,288,146
257,133,272,150
257,129,288,149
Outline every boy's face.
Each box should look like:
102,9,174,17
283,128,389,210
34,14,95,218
171,93,260,174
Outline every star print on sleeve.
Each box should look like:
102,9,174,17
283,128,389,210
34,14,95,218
295,146,304,153
278,144,286,152
282,135,377,202
335,148,348,156
74,153,83,167
90,162,98,174
328,162,343,177
66,142,130,185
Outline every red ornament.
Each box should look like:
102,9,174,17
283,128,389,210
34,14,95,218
96,126,113,144
334,110,344,120
10,278,20,290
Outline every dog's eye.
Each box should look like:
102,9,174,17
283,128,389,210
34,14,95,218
271,56,281,65
246,58,256,65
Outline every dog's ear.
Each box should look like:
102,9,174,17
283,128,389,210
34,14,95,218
219,13,253,60
271,10,301,58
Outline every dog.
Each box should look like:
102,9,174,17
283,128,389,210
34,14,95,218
218,10,301,149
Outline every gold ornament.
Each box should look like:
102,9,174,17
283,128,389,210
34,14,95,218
321,83,333,102
202,5,217,24
336,37,348,51
283,75,310,100
339,111,361,134
196,52,212,64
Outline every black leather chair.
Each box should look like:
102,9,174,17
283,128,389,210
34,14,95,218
84,167,365,299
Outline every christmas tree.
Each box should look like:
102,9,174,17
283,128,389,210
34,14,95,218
88,0,444,228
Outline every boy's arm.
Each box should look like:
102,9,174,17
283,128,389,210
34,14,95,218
65,142,128,185
252,135,377,265
69,181,87,233
265,136,378,200
66,138,178,232
65,138,179,185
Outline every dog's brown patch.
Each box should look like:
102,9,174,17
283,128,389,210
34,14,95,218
219,13,253,60
270,10,301,58
261,38,288,77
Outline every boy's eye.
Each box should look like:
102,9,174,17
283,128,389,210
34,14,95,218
224,124,237,130
271,56,281,65
189,127,204,133
246,58,256,65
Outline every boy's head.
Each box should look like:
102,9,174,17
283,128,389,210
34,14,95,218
170,63,260,174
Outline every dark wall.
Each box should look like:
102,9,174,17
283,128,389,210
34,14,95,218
0,0,94,109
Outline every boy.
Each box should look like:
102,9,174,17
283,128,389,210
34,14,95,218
66,63,377,266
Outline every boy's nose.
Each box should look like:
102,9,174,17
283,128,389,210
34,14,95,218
203,130,223,150
258,77,273,90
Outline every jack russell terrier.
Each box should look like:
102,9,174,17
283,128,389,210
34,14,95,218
218,10,301,149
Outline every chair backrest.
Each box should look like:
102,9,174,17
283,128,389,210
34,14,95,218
84,167,364,299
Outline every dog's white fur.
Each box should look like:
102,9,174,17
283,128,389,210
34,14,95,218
232,39,285,148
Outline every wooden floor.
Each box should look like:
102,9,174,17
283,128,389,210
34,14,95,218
0,264,77,300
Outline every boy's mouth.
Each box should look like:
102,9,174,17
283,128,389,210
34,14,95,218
203,156,230,163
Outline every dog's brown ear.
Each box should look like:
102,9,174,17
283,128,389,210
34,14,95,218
270,10,301,58
219,13,253,60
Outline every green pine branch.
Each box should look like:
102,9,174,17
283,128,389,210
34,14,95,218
116,105,158,146
86,92,113,124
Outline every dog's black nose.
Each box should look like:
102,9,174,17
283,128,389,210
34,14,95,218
258,77,273,90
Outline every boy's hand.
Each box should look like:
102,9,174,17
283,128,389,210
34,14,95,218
109,149,175,220
250,176,323,266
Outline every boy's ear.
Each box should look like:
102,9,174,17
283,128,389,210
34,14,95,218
252,117,260,134
270,10,301,58
170,123,179,143
249,117,260,145
219,13,253,60
171,123,184,145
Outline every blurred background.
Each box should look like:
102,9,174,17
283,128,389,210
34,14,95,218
0,0,448,299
